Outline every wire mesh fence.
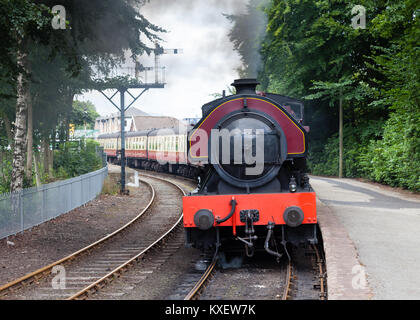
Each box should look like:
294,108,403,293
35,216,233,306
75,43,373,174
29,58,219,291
0,166,108,240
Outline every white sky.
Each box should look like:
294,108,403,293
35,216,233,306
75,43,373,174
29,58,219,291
78,0,249,119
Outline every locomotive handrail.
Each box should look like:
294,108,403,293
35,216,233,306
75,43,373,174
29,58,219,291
216,198,237,224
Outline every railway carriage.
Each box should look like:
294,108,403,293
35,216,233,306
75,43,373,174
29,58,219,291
98,127,195,176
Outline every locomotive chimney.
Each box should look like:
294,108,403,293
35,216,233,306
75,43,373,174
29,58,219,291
231,78,260,95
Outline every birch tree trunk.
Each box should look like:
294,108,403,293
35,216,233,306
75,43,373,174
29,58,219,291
26,98,33,179
10,37,30,192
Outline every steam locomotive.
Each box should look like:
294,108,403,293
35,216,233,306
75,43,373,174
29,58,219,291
98,79,317,259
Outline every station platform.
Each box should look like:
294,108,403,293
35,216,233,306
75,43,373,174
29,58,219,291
311,177,420,300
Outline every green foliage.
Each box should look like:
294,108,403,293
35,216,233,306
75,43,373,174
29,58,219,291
70,100,99,130
0,0,165,190
0,140,103,193
361,112,420,191
0,152,12,194
309,119,384,177
53,140,102,179
251,0,420,191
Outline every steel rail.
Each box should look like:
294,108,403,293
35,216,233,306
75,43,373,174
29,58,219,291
0,178,156,297
184,254,218,300
282,259,293,300
312,244,327,300
68,174,187,300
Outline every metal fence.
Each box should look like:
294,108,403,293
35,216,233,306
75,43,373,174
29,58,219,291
0,166,108,240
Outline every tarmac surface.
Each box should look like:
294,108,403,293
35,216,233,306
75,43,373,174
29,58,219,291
310,176,420,300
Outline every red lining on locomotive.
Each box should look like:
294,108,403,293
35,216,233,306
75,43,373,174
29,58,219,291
189,97,306,159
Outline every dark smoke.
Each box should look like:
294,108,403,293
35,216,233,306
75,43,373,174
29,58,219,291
225,0,270,78
218,252,244,269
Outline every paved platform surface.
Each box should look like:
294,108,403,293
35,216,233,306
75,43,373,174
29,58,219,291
311,177,420,300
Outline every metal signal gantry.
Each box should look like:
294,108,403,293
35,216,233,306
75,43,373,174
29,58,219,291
98,44,182,194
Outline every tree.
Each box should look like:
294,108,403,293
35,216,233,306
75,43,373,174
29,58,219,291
0,0,164,192
253,0,419,190
0,0,51,192
305,78,367,177
70,100,99,130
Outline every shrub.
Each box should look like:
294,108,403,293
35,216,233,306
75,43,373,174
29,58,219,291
53,139,102,179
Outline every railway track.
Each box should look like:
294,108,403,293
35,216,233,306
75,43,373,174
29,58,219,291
183,244,326,300
283,244,327,300
0,173,186,300
183,252,218,300
0,166,327,301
